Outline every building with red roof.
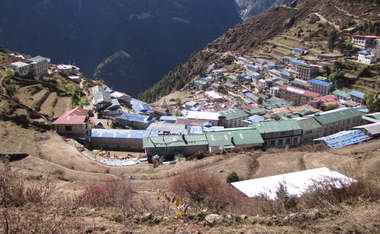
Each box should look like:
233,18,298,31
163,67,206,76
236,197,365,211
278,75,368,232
53,107,90,138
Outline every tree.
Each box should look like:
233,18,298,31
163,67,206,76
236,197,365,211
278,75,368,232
328,30,338,52
365,93,380,112
226,172,240,183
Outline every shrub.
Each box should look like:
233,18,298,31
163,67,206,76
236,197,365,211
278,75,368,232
299,177,380,209
77,180,134,208
226,172,240,183
169,170,242,211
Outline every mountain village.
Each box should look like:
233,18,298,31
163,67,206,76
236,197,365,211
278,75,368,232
4,33,379,170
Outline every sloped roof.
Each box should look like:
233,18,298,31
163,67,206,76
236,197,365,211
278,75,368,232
296,117,322,132
231,167,354,199
314,108,364,126
219,109,249,120
53,107,87,125
91,129,146,139
143,134,208,148
206,128,264,147
253,120,301,134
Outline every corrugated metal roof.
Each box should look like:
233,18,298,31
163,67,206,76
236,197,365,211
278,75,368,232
253,120,301,134
315,130,370,149
116,113,151,123
309,79,332,87
354,122,380,136
220,109,249,120
143,134,208,148
147,122,188,136
314,108,363,125
231,167,354,199
131,98,153,113
206,128,264,147
91,129,146,139
350,90,365,99
296,117,322,132
53,107,87,125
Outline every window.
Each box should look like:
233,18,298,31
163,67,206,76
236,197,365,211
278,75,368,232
286,138,291,144
271,140,276,146
278,139,284,146
65,126,73,132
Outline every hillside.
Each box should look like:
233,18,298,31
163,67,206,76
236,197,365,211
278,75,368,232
141,0,380,102
0,0,241,96
2,118,380,232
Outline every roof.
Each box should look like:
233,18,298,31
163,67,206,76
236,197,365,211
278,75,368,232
309,79,332,87
253,119,301,134
53,107,87,125
281,86,319,98
296,117,322,132
350,90,365,99
315,130,370,149
206,128,264,148
247,108,267,116
147,122,188,136
116,113,151,123
28,56,50,63
219,109,249,120
333,90,350,99
11,61,30,68
143,134,208,148
354,122,380,136
362,112,380,123
313,108,364,125
91,129,146,139
231,167,353,199
246,115,265,124
159,116,178,122
130,98,153,113
186,111,220,121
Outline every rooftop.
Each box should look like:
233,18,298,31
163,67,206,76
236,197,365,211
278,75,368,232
186,111,220,121
143,134,208,148
147,122,188,136
350,90,365,99
206,128,264,147
53,107,87,125
91,129,146,139
296,117,322,132
219,109,249,120
253,119,301,134
313,108,364,125
231,167,353,199
309,79,332,87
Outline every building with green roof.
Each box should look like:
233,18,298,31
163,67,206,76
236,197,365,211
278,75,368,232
252,120,302,148
219,109,250,128
143,134,209,161
206,128,264,153
313,108,364,136
296,117,322,143
333,90,350,100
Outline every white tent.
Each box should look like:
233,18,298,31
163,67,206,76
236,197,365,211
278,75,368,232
231,167,354,199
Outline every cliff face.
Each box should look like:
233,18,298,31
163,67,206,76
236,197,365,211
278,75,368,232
0,0,241,96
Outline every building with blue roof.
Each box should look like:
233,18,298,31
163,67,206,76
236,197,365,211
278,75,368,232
90,129,146,151
115,113,154,130
309,79,332,95
350,90,365,103
130,98,153,114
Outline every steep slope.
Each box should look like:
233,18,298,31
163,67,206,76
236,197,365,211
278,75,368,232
0,0,241,96
235,0,293,19
142,0,380,102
